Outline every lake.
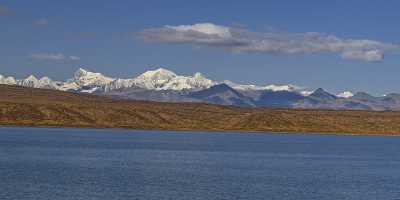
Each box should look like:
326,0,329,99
0,127,400,200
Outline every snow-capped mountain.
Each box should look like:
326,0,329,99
161,72,215,90
0,74,17,85
17,75,39,88
15,75,61,89
106,68,216,91
223,80,307,94
133,68,178,89
5,67,394,111
37,77,61,89
0,67,308,94
58,68,116,93
104,78,136,92
73,68,115,87
0,68,114,93
223,80,266,91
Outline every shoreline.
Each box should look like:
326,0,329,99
1,124,399,137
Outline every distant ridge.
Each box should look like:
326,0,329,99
1,67,400,110
0,67,309,93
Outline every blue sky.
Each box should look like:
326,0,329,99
0,0,400,95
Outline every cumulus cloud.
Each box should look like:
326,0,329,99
30,53,80,61
0,5,14,16
140,23,399,62
33,18,49,26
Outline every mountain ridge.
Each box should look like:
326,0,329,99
0,67,309,93
1,67,399,111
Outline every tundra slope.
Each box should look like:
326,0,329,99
1,85,400,135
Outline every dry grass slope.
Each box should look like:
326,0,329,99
1,85,400,135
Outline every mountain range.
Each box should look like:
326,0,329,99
1,67,400,111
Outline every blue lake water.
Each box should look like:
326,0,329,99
0,127,400,200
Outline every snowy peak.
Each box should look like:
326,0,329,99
0,74,59,88
130,68,215,91
38,76,60,89
19,75,39,88
26,75,38,82
73,68,89,79
0,74,16,85
104,68,176,91
137,68,177,80
133,68,178,89
104,78,136,92
16,75,61,89
72,67,114,87
53,67,115,92
160,72,215,91
193,72,204,79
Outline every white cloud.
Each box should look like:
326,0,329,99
168,23,232,38
34,18,49,26
140,23,399,62
30,53,80,61
341,49,384,62
30,53,65,60
68,56,81,61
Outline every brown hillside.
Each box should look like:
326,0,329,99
1,84,400,135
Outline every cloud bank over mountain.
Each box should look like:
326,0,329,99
140,23,399,62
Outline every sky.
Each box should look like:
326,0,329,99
1,0,400,95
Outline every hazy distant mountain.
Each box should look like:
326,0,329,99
2,67,400,111
106,87,197,103
309,88,338,102
255,90,305,108
188,84,255,107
